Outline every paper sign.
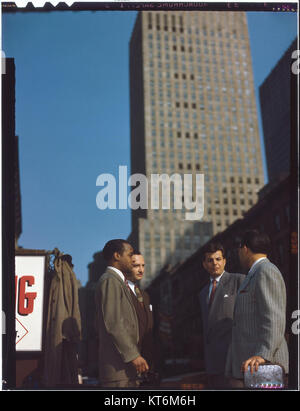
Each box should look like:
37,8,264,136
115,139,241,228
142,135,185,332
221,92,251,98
15,255,46,351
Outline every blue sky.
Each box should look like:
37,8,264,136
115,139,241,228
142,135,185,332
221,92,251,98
2,10,298,286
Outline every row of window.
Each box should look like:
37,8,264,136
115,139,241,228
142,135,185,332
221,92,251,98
150,93,252,111
149,39,243,54
207,203,253,213
151,153,257,169
147,23,243,41
148,24,184,33
151,124,257,138
152,149,256,163
148,51,247,68
178,162,200,170
152,141,256,154
148,77,251,99
151,207,247,221
150,131,256,145
172,44,193,53
148,32,247,52
151,160,260,176
174,72,194,80
175,101,197,109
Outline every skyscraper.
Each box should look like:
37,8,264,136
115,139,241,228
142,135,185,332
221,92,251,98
129,11,264,287
259,38,297,183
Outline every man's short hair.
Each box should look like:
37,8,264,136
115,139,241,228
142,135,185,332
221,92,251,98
132,249,142,256
201,242,226,262
240,230,271,255
102,239,131,262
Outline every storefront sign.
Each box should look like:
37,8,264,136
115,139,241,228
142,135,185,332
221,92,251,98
15,255,46,351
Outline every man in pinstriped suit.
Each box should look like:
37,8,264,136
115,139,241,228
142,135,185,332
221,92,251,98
226,230,289,388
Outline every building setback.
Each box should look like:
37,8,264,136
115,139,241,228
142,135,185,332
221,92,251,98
259,38,297,183
129,11,264,287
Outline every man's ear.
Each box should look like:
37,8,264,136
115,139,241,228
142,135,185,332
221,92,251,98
113,251,121,262
242,246,248,255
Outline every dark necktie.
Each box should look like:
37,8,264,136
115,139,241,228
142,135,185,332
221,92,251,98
208,279,217,308
134,285,144,304
124,278,131,292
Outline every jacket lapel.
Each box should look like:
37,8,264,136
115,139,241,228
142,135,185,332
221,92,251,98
141,289,153,330
105,267,134,306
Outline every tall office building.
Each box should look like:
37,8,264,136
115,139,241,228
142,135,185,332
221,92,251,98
129,11,264,287
259,38,297,183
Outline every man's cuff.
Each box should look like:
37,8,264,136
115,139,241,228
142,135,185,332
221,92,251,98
122,350,141,364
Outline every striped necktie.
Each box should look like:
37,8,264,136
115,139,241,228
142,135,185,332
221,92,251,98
134,285,144,304
208,279,217,308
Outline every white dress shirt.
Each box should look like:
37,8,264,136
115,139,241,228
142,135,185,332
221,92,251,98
127,280,136,296
208,271,225,298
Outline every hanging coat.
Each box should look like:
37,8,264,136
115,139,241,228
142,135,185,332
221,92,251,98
43,253,81,387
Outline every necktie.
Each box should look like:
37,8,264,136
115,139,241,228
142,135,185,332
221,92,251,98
134,285,144,304
124,279,131,292
208,279,217,308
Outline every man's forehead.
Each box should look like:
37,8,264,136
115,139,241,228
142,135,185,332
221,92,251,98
205,250,224,259
123,243,133,252
132,255,144,263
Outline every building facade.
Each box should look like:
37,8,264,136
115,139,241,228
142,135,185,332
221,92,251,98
259,38,297,183
129,11,264,287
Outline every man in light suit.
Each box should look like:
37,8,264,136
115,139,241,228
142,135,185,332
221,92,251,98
226,230,289,388
199,242,245,389
95,239,149,388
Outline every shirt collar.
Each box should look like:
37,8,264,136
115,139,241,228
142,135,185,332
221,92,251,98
210,271,225,283
248,257,267,275
127,280,136,293
107,266,125,282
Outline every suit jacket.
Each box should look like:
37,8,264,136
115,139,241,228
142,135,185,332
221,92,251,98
199,271,245,374
225,258,289,379
130,288,155,369
95,268,140,384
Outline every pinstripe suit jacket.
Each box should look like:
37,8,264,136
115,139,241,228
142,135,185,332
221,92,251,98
225,258,289,379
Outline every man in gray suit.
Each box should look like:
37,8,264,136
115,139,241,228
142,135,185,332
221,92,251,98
226,230,289,388
199,242,245,389
95,239,149,387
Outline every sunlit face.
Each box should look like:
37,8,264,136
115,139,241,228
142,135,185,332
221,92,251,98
202,250,226,278
116,243,134,275
128,254,145,283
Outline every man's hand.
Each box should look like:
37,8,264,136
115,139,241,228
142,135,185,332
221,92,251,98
131,356,149,374
241,356,265,374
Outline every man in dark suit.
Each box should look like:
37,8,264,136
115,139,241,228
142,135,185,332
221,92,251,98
126,251,158,387
199,242,245,389
95,240,149,388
